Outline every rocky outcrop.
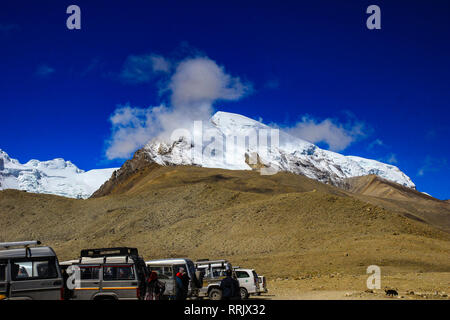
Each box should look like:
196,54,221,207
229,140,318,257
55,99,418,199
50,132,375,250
91,148,159,198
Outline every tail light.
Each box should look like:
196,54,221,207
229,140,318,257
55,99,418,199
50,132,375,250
136,286,140,299
60,287,64,300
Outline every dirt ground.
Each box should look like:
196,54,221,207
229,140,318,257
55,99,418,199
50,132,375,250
250,272,450,300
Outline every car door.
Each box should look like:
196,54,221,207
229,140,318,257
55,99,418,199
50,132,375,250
149,265,175,297
101,264,138,300
252,271,260,291
73,265,101,300
9,258,62,300
0,260,7,299
236,271,253,293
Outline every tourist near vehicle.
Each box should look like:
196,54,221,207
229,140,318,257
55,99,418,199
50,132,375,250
194,259,236,300
146,258,203,299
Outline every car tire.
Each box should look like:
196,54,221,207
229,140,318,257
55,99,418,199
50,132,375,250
240,287,249,300
209,288,222,300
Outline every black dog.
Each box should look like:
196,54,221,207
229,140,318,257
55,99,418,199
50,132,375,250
385,289,398,296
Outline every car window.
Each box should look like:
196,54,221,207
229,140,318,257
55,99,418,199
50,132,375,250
149,266,173,279
80,266,100,280
212,267,227,277
11,259,58,281
252,271,258,279
0,262,6,281
197,267,208,278
103,265,135,281
236,271,250,278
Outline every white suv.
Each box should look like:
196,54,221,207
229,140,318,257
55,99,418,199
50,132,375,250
234,268,260,299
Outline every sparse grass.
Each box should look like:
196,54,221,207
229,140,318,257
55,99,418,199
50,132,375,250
0,165,449,297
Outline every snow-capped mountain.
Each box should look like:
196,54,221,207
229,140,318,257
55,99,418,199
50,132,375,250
0,149,118,199
142,111,415,188
0,111,415,199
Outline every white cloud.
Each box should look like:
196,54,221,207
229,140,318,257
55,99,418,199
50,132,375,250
105,104,166,160
386,153,398,164
286,115,367,151
106,56,252,159
119,54,170,83
80,58,102,77
264,78,280,90
169,57,252,108
417,156,447,177
35,64,55,77
151,55,171,73
368,139,384,150
379,153,398,164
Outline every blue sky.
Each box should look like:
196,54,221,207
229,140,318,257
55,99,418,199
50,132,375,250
0,0,449,199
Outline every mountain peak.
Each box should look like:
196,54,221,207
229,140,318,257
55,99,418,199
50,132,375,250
212,111,266,127
138,111,416,189
0,149,118,198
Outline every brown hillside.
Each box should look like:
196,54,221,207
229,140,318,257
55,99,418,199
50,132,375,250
1,165,449,295
94,156,450,233
343,175,450,232
344,175,434,201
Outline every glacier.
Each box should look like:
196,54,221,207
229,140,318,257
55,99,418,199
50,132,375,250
0,111,415,198
142,111,415,189
0,149,118,199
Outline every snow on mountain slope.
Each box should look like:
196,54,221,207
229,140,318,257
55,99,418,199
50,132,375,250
0,149,118,199
142,111,415,188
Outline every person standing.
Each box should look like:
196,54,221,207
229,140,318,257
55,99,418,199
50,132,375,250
145,271,166,300
220,269,241,300
175,270,186,300
179,267,190,299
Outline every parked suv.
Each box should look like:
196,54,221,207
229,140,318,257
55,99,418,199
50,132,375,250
194,259,235,300
234,268,260,299
0,241,64,300
146,258,202,299
256,275,268,295
60,247,148,300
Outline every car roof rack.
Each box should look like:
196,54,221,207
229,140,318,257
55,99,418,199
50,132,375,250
0,241,42,258
80,247,139,259
0,240,41,249
195,259,229,267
